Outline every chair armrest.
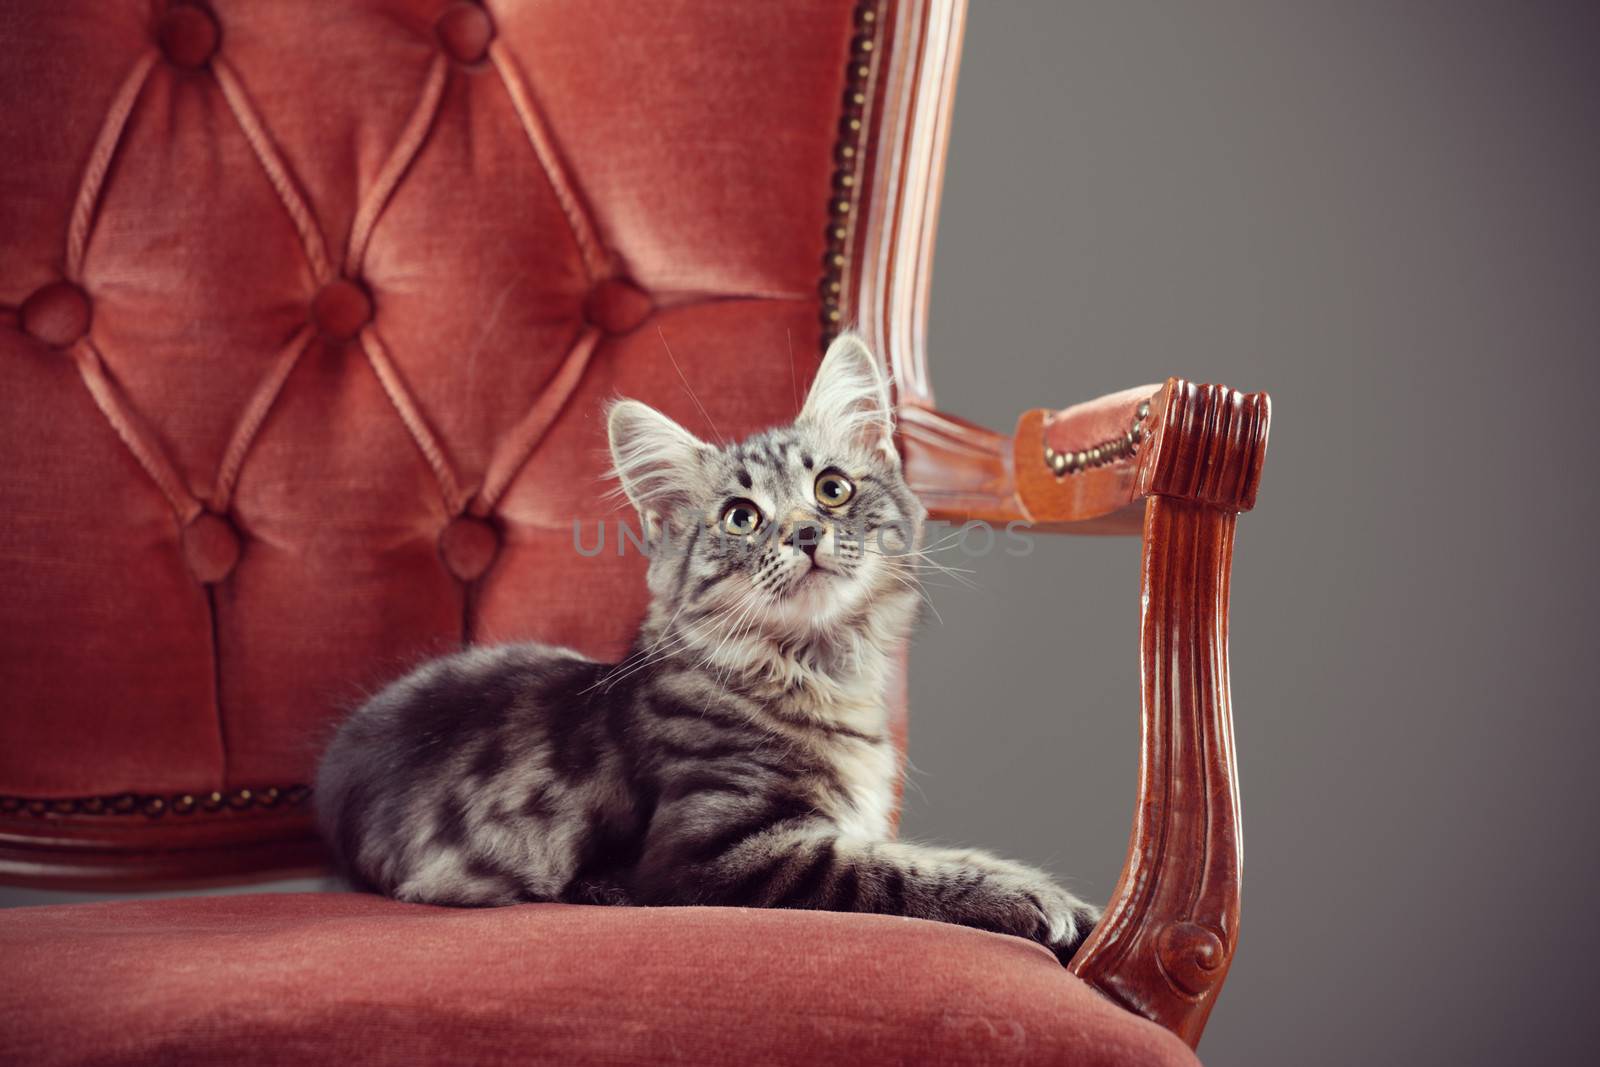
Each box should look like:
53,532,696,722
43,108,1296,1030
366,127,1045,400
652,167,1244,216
900,377,1268,530
899,378,1271,1050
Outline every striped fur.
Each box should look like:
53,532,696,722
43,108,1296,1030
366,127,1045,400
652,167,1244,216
316,333,1099,960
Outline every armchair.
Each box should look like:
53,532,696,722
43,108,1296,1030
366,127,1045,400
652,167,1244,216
0,1,1268,1062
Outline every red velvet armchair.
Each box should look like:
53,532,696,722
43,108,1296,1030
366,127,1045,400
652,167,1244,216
0,2,1268,1063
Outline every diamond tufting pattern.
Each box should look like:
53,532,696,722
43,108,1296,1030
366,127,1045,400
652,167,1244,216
0,1,883,842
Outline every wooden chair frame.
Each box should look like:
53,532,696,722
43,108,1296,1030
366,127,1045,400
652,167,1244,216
854,0,1271,1046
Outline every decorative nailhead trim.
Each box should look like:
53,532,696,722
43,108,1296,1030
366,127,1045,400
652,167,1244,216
0,785,310,820
819,1,883,348
1045,398,1154,476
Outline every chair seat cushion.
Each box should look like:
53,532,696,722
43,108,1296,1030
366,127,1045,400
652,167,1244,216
0,893,1198,1066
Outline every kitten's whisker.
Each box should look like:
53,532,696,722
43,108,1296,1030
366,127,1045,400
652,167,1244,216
890,549,977,574
725,595,776,686
587,626,700,693
911,527,974,552
586,597,752,695
877,557,944,606
861,548,979,594
883,568,943,624
585,639,686,696
900,754,932,805
676,589,761,666
863,543,978,575
606,625,728,694
697,589,768,683
787,327,800,416
658,326,724,444
890,561,976,581
890,551,980,589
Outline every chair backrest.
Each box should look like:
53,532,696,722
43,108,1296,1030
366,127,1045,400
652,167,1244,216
0,0,958,886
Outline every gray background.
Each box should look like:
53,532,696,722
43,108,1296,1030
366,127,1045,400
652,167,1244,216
904,3,1600,1064
6,4,1599,1065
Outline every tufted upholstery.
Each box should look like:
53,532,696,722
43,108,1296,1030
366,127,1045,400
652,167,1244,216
0,0,916,864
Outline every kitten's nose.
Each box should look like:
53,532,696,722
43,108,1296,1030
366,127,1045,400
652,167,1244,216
783,519,823,558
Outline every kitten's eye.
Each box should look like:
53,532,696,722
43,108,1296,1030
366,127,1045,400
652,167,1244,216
814,469,855,507
721,500,764,535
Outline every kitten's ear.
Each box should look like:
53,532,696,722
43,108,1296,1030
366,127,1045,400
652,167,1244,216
799,331,897,464
607,399,713,529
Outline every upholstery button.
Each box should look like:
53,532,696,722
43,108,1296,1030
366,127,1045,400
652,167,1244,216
20,281,91,348
158,4,220,69
436,2,494,65
310,279,374,342
182,512,241,584
438,515,500,582
583,277,654,336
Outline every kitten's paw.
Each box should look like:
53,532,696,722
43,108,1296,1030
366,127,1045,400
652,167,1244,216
1019,880,1101,963
961,863,1101,964
1046,894,1103,964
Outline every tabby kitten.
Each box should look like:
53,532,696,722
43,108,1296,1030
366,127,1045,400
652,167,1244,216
316,333,1100,961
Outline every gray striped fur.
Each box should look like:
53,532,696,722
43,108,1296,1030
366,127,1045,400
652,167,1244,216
316,333,1099,961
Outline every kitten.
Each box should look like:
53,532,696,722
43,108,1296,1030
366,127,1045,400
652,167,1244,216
315,332,1100,961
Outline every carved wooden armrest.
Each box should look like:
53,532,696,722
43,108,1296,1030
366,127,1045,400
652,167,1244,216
899,379,1271,1049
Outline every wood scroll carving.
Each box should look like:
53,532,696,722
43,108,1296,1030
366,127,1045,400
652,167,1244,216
1065,494,1244,1044
903,378,1269,1048
1065,380,1269,1048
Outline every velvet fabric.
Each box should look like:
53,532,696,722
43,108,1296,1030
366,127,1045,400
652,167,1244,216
0,6,1203,1063
0,0,875,803
0,894,1200,1066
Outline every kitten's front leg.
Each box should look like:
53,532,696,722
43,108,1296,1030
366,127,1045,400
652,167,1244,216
633,797,1100,962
